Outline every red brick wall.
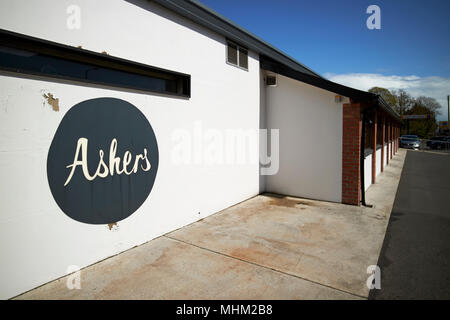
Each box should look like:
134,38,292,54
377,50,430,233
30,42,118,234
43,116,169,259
396,125,399,152
342,102,361,206
392,124,395,154
341,104,400,206
394,125,397,153
395,125,398,153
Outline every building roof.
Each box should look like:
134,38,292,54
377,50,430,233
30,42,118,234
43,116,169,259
152,0,401,121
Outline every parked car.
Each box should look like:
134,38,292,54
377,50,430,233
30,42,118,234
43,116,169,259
428,136,450,150
400,135,420,149
401,135,419,140
426,136,446,147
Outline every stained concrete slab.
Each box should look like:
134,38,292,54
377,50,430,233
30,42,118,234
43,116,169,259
15,150,405,300
168,150,406,297
15,236,358,300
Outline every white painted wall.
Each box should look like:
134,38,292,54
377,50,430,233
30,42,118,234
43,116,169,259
263,74,345,202
384,144,388,167
364,153,372,191
0,0,260,299
259,71,267,193
376,148,381,176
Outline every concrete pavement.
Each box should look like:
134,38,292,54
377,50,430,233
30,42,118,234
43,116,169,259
14,150,406,300
370,150,450,300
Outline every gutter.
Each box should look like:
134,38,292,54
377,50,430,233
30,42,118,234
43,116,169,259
373,94,402,122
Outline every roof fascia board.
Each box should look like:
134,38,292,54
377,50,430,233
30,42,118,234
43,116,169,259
377,96,402,121
261,55,370,101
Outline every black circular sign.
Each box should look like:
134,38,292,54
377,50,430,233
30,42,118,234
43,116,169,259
47,97,159,224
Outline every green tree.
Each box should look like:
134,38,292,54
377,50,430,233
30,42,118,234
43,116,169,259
369,87,398,111
368,87,440,138
414,96,442,115
369,87,414,115
404,102,438,138
392,89,414,115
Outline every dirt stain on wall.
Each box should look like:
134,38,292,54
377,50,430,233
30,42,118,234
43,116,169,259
108,223,117,230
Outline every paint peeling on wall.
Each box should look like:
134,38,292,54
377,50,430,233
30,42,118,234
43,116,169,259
108,223,118,231
42,93,59,111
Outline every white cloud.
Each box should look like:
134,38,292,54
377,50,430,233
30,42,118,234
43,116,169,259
324,73,450,121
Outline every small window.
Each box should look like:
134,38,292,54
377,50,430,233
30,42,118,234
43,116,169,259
377,121,383,146
227,41,248,70
385,124,389,142
227,42,238,65
0,29,190,97
364,120,373,150
238,47,248,69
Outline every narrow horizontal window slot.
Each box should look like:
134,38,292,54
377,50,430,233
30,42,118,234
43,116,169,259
0,29,191,98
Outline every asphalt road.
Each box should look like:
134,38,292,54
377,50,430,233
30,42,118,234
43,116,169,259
370,150,450,299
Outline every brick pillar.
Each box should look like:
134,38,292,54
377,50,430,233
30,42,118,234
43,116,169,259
342,102,361,206
395,125,398,153
395,124,397,154
391,121,394,158
393,124,396,154
389,120,393,159
395,125,397,153
386,118,390,165
381,114,385,172
394,124,397,153
371,111,377,184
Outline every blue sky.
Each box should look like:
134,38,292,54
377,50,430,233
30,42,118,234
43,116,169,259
200,0,450,120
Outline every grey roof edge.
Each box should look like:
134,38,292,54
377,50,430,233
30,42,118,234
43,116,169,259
152,0,323,78
376,95,402,121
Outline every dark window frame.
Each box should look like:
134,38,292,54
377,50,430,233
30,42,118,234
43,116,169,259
385,123,389,143
226,40,248,71
0,29,191,98
376,120,383,149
